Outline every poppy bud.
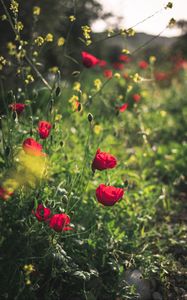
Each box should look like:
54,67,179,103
124,180,129,188
88,113,93,122
55,86,61,97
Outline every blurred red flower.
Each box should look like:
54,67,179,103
119,55,131,63
81,51,99,68
138,60,148,70
23,138,46,156
154,71,169,81
49,214,72,232
132,94,141,103
33,204,51,222
0,187,13,200
38,121,52,139
9,103,26,114
92,148,117,171
113,62,124,70
116,103,128,112
96,184,124,206
103,69,113,78
98,60,107,68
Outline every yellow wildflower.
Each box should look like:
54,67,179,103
69,95,79,103
45,33,53,42
69,15,76,22
25,74,34,85
34,36,44,46
10,0,19,14
149,56,156,64
15,21,24,33
122,49,130,54
26,279,31,285
132,73,142,83
114,73,121,79
1,15,7,21
49,66,59,73
33,6,41,16
73,81,81,92
57,37,65,46
94,125,103,135
94,79,102,91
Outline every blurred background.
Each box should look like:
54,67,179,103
0,0,187,85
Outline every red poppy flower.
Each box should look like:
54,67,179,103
132,94,141,103
116,103,128,112
96,184,124,206
119,55,131,63
154,71,168,81
103,69,113,78
138,60,148,70
81,51,99,68
49,213,72,232
9,103,26,114
0,186,13,200
23,138,46,157
33,204,51,222
98,60,107,68
92,148,117,171
113,62,124,70
38,121,52,139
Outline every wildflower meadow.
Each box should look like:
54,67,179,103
0,1,186,299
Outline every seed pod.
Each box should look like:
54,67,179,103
55,86,61,97
88,113,93,122
124,180,129,188
77,103,82,112
72,71,80,77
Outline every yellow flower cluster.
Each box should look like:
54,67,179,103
0,56,7,70
69,15,76,22
23,264,35,286
120,28,136,36
7,42,16,56
81,25,92,46
34,36,44,46
122,49,130,54
15,21,24,33
33,6,41,16
10,0,19,14
132,73,142,83
25,74,34,85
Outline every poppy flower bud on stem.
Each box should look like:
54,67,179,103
88,113,93,122
55,86,61,97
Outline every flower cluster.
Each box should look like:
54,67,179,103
92,149,124,206
33,204,72,232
